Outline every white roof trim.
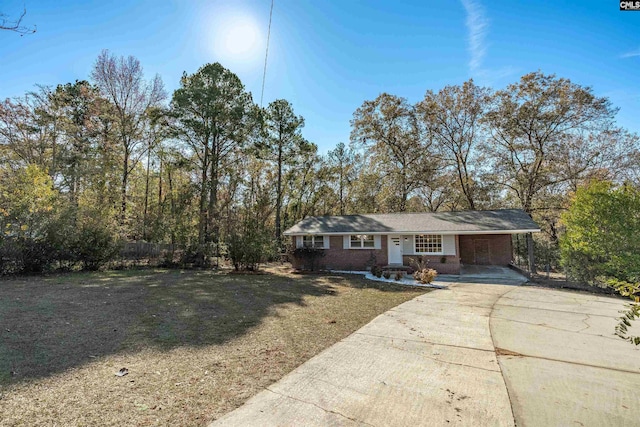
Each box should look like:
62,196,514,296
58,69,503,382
284,229,541,236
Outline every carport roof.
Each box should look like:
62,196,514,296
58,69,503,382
283,209,540,235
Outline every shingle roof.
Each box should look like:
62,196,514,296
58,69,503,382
283,209,540,235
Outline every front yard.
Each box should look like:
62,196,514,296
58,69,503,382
0,266,425,426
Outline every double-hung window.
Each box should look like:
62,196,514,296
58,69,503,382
414,234,442,254
350,234,375,248
302,235,324,249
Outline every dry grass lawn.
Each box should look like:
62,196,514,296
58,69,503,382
0,265,426,426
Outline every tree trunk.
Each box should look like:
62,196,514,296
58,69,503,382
458,155,476,210
143,145,151,241
158,158,163,217
168,165,175,246
198,145,209,246
120,155,128,228
208,145,220,266
275,141,283,247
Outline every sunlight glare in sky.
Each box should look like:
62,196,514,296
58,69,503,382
209,11,263,67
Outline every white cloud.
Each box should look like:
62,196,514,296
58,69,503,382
621,48,640,58
460,0,488,73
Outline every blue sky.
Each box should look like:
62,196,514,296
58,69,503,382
1,0,638,153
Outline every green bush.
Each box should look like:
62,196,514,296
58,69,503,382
0,205,121,275
227,225,276,271
0,237,22,275
560,181,640,284
0,236,56,274
71,222,121,271
20,237,56,273
560,180,640,344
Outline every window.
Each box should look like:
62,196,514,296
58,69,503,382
415,234,442,254
302,235,324,248
350,234,375,248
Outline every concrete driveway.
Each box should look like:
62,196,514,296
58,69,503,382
211,273,640,426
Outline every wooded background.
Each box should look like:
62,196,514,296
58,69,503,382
1,50,638,273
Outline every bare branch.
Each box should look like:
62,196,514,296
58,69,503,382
1,8,37,35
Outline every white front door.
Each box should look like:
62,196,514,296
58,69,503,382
388,235,403,265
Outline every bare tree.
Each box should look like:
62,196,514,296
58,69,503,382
485,72,617,214
1,8,36,35
484,71,618,273
91,50,166,229
351,93,436,212
326,142,357,215
418,80,491,210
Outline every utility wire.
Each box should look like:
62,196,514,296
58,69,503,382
260,0,274,107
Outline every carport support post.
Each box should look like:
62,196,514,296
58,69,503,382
527,232,537,274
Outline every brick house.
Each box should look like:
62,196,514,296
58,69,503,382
284,209,540,274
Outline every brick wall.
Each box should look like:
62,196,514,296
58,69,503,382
290,235,388,271
291,234,513,273
459,234,512,266
403,255,461,274
290,235,461,273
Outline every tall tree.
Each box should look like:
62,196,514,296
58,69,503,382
484,71,616,214
91,50,165,229
484,71,617,272
418,80,491,210
555,128,640,192
326,142,356,215
170,63,254,261
0,92,57,172
351,93,435,212
47,81,113,207
256,99,312,245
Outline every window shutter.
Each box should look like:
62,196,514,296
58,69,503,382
343,235,350,249
374,235,381,249
323,236,330,249
296,236,303,248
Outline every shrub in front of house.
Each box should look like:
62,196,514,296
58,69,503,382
394,271,404,281
382,270,391,279
370,265,383,278
409,255,429,271
414,268,438,284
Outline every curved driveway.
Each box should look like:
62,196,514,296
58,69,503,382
212,273,640,426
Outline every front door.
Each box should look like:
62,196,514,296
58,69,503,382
388,235,403,265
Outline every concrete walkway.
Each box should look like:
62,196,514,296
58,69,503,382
212,275,640,426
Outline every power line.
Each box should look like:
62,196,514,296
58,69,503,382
260,0,274,107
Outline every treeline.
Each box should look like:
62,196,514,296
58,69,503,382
1,49,639,273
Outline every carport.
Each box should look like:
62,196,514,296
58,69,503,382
459,234,513,265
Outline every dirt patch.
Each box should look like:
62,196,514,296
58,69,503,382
0,266,425,426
